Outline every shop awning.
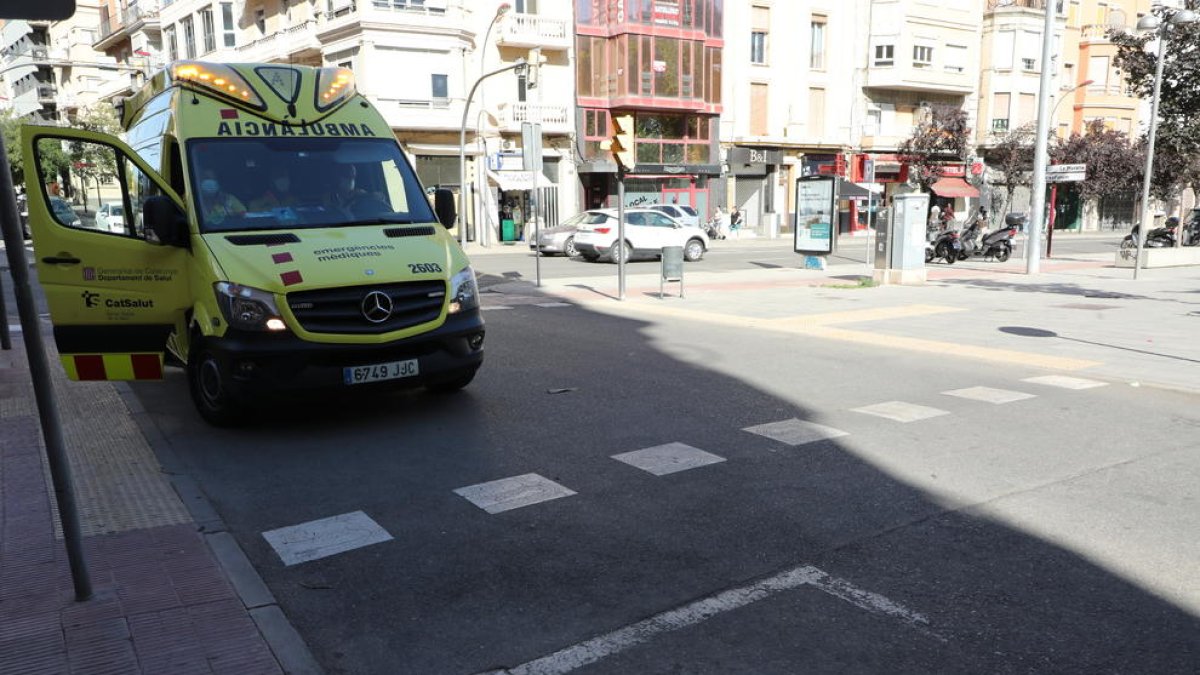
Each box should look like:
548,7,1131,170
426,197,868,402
930,177,980,198
837,179,873,198
487,170,554,191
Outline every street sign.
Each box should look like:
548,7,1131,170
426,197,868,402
521,123,543,172
1046,163,1086,183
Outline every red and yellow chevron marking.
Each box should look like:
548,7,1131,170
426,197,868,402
60,353,165,381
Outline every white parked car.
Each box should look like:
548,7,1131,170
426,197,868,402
95,202,125,233
573,208,709,263
645,203,700,228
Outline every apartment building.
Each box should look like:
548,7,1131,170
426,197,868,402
159,0,243,66
574,0,725,219
1,20,59,121
1060,0,1153,136
851,0,984,218
721,1,861,237
977,0,1066,146
93,0,164,101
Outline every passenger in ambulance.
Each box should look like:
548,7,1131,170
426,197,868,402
197,170,246,227
248,165,298,211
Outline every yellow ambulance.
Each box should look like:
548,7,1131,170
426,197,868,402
22,61,484,425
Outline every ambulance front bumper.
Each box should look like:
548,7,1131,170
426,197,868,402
208,310,484,395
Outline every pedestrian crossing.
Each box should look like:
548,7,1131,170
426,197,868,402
260,374,1110,566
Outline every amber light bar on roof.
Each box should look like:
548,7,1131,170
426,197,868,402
171,61,266,110
315,67,356,112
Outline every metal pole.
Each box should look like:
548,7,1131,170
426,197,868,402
617,168,626,301
1134,31,1167,280
458,60,526,251
1,227,10,348
1026,1,1057,275
0,136,92,601
1047,183,1057,258
865,188,874,266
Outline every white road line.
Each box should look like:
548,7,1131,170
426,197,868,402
481,306,515,311
6,324,20,334
262,511,393,566
454,473,577,514
1022,375,1108,390
852,401,950,423
611,442,725,476
742,418,849,446
534,302,573,308
500,565,939,675
942,386,1037,404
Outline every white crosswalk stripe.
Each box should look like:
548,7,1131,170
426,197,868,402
612,442,726,476
742,418,849,446
1022,375,1108,390
454,473,577,514
262,511,393,566
852,401,950,423
942,386,1036,404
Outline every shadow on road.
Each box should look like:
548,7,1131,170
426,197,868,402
129,294,1200,674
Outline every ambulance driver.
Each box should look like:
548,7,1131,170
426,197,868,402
197,170,246,227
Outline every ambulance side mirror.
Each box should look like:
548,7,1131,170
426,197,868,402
143,195,189,248
434,188,456,229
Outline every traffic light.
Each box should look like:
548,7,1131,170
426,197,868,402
601,114,636,171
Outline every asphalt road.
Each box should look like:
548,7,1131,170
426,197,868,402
469,233,1125,284
124,284,1199,674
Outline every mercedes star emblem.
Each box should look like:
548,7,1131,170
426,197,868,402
361,290,393,324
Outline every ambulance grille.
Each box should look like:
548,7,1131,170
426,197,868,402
286,281,447,334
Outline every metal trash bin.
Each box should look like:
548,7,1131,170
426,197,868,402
660,246,684,299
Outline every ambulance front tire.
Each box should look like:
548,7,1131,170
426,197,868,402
187,342,247,426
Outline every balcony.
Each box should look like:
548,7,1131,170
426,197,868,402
1081,23,1126,43
95,5,162,52
35,83,58,101
496,13,570,51
986,0,1062,11
866,66,976,96
372,95,463,132
497,103,571,134
235,20,321,63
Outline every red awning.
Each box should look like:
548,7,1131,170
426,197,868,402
930,177,980,198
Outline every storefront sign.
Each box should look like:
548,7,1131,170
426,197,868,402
636,163,721,176
730,147,782,166
653,0,681,26
794,176,838,256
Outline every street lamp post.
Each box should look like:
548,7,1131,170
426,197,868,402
1026,0,1058,275
457,3,511,249
1133,8,1197,280
459,59,526,249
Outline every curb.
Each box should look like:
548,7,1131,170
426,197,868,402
113,381,325,675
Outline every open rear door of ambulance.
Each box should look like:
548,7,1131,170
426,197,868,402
22,126,192,381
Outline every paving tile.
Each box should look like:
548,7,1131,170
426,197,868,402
0,630,66,675
1022,375,1109,390
852,401,951,423
60,590,124,629
262,510,394,566
742,418,850,446
612,442,726,476
66,638,140,675
453,473,577,515
942,386,1037,404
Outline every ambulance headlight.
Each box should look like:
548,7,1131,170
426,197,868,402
447,266,479,314
214,282,287,331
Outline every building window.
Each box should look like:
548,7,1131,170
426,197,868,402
913,45,933,67
874,44,894,67
810,17,826,70
1022,58,1037,71
945,44,966,73
431,73,447,100
864,109,881,136
200,8,215,53
165,25,178,62
992,119,1010,132
581,108,611,160
750,31,766,65
808,87,826,136
515,0,536,12
634,113,713,165
255,8,266,34
181,16,196,59
750,82,767,136
993,92,1011,131
221,3,236,47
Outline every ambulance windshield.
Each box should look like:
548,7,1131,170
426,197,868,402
187,137,436,233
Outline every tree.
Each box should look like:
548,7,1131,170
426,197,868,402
1048,119,1143,227
988,123,1037,220
1,108,70,191
68,104,122,210
1111,1,1200,202
898,105,972,194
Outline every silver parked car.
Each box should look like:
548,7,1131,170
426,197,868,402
646,203,700,228
529,211,604,257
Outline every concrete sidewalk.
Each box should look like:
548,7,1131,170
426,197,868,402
484,255,1200,395
0,333,320,673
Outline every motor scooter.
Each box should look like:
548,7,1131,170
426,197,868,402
958,221,1017,262
929,226,962,264
1121,222,1176,258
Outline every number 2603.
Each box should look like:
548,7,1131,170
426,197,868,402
408,263,442,274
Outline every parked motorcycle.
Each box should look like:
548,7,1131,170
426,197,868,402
1121,222,1177,258
1183,214,1200,247
705,215,725,240
957,221,1016,262
930,227,962,264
